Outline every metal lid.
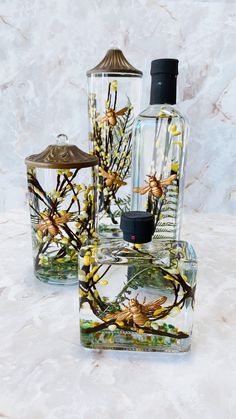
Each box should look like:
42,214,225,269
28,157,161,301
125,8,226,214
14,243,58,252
25,134,98,169
87,48,143,76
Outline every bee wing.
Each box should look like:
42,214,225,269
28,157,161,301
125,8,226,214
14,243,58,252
160,174,177,186
133,185,150,195
54,213,70,225
103,307,130,322
115,179,127,186
35,222,47,232
98,115,108,124
142,297,167,314
99,168,109,178
115,107,128,116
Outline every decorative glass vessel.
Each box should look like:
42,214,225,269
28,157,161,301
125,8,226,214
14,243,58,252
79,211,197,353
25,134,98,285
131,59,188,240
87,48,142,238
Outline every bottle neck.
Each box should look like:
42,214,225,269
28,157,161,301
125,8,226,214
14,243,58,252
150,73,177,105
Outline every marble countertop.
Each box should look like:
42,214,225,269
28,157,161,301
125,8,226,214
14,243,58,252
0,210,235,419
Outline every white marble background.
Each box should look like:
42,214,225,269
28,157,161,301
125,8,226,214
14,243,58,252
0,0,236,214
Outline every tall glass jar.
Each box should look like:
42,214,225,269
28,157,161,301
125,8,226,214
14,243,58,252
25,134,98,285
87,48,142,238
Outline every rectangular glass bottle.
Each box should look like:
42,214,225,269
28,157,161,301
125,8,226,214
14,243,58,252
131,59,188,240
79,238,197,353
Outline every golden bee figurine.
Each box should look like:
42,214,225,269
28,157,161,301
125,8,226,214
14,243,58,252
35,212,71,237
103,295,167,328
133,173,177,198
99,168,127,188
99,107,128,127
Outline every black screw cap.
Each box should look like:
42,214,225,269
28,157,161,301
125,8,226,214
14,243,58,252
120,211,155,244
150,58,179,76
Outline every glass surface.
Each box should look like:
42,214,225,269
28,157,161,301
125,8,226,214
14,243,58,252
79,239,197,352
27,166,97,285
131,104,188,240
88,74,141,238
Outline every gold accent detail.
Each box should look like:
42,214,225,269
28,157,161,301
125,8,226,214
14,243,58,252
103,296,167,328
87,49,142,76
25,144,98,169
133,174,177,198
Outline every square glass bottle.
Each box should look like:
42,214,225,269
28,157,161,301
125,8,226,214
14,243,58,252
79,212,197,353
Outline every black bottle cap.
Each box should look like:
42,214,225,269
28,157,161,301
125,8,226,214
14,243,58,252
120,211,155,244
150,58,179,105
151,58,179,76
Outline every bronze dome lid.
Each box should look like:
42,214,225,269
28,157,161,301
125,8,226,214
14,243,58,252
87,48,142,77
25,134,98,169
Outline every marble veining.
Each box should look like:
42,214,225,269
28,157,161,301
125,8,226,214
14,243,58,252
0,0,236,214
0,210,235,418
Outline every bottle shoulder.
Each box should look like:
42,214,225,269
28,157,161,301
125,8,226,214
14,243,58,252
135,104,187,122
80,239,197,267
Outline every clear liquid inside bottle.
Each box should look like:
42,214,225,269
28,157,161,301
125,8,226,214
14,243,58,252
79,238,197,352
131,104,188,240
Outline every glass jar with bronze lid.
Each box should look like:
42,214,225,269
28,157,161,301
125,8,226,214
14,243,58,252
87,48,142,238
25,134,98,285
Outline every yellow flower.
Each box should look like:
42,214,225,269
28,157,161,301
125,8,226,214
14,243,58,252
36,230,43,239
138,329,144,334
153,307,166,316
54,191,61,199
182,275,188,283
90,266,98,275
100,280,108,286
83,255,91,266
158,110,167,118
111,80,118,91
75,185,83,193
134,243,143,249
169,124,181,136
164,274,177,282
91,266,98,275
65,170,73,177
171,162,179,173
116,321,124,327
59,210,67,215
57,258,65,263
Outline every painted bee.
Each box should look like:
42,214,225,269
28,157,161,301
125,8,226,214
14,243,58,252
133,174,177,198
103,295,167,328
99,168,127,188
35,212,70,237
99,107,128,127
